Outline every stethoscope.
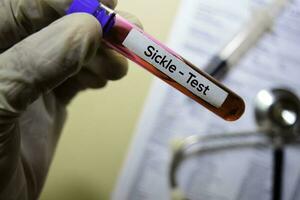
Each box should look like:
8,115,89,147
169,88,300,200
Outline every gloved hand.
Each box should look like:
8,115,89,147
0,0,141,199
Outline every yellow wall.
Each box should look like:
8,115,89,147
40,0,180,199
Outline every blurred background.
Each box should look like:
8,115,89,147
40,0,181,199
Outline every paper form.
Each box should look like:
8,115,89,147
113,0,300,199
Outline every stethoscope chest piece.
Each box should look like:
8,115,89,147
255,88,300,141
169,88,300,200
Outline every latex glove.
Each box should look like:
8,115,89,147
0,0,141,199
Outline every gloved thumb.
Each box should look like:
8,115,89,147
0,13,101,112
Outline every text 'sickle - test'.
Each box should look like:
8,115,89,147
144,45,211,96
67,0,245,121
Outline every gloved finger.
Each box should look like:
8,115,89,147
102,0,118,9
0,0,117,50
86,47,128,81
116,10,144,30
53,77,86,105
83,11,143,80
75,68,108,89
0,13,101,112
53,66,108,105
53,48,124,105
54,11,143,104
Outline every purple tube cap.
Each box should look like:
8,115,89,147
67,0,99,14
66,0,115,35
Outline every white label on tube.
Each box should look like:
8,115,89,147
122,29,228,108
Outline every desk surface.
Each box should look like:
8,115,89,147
40,0,181,199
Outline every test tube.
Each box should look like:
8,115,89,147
67,0,245,121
